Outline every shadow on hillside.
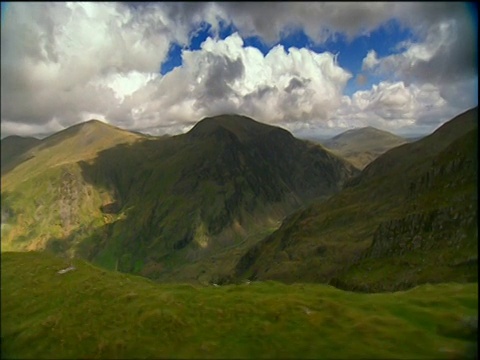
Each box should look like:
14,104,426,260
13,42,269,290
40,137,175,276
77,137,165,202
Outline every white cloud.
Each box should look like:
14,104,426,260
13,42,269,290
110,33,352,134
362,50,380,70
330,81,453,134
0,2,183,135
0,2,477,139
362,6,477,92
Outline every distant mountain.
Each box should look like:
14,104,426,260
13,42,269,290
320,126,408,169
234,107,478,291
1,120,143,179
1,114,358,283
1,135,41,174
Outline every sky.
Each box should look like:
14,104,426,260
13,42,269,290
0,2,478,139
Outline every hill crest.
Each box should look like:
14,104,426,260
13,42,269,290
321,126,407,169
187,114,291,142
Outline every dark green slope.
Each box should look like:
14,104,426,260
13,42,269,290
235,107,478,291
1,135,41,174
354,107,477,188
75,114,358,282
1,114,358,283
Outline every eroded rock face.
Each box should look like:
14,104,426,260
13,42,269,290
366,204,477,259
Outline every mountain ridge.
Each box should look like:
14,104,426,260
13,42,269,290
234,107,478,291
1,113,358,283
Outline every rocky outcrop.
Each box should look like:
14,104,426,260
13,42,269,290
366,204,477,259
408,156,474,196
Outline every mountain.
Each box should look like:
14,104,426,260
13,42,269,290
1,120,144,187
320,126,408,169
1,114,358,283
234,107,478,291
1,135,41,174
1,119,145,254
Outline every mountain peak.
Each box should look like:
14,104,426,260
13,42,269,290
333,126,392,139
73,119,115,130
187,114,281,142
322,126,408,169
329,126,405,142
82,118,107,125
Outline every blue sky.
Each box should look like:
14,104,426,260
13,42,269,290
161,18,419,97
1,2,478,139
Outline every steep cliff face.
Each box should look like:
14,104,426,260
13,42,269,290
331,126,478,292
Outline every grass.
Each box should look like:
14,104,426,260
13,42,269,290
1,251,477,359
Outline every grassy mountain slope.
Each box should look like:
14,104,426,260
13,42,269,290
1,115,358,283
1,120,143,190
2,251,477,359
235,107,478,291
1,121,144,254
321,127,408,169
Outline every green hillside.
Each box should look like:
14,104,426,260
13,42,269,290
1,115,358,283
321,126,408,170
1,120,144,255
1,251,477,359
235,107,478,291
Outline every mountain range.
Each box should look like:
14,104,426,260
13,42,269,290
1,115,358,283
235,107,478,291
1,109,477,290
2,107,478,359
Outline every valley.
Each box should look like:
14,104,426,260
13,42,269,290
235,108,478,291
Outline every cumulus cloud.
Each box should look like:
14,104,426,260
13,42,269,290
360,3,477,118
210,2,395,44
367,19,477,86
107,33,352,135
362,50,380,70
1,2,185,135
0,2,477,138
331,81,455,135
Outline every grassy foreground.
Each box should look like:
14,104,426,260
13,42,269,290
1,252,477,359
